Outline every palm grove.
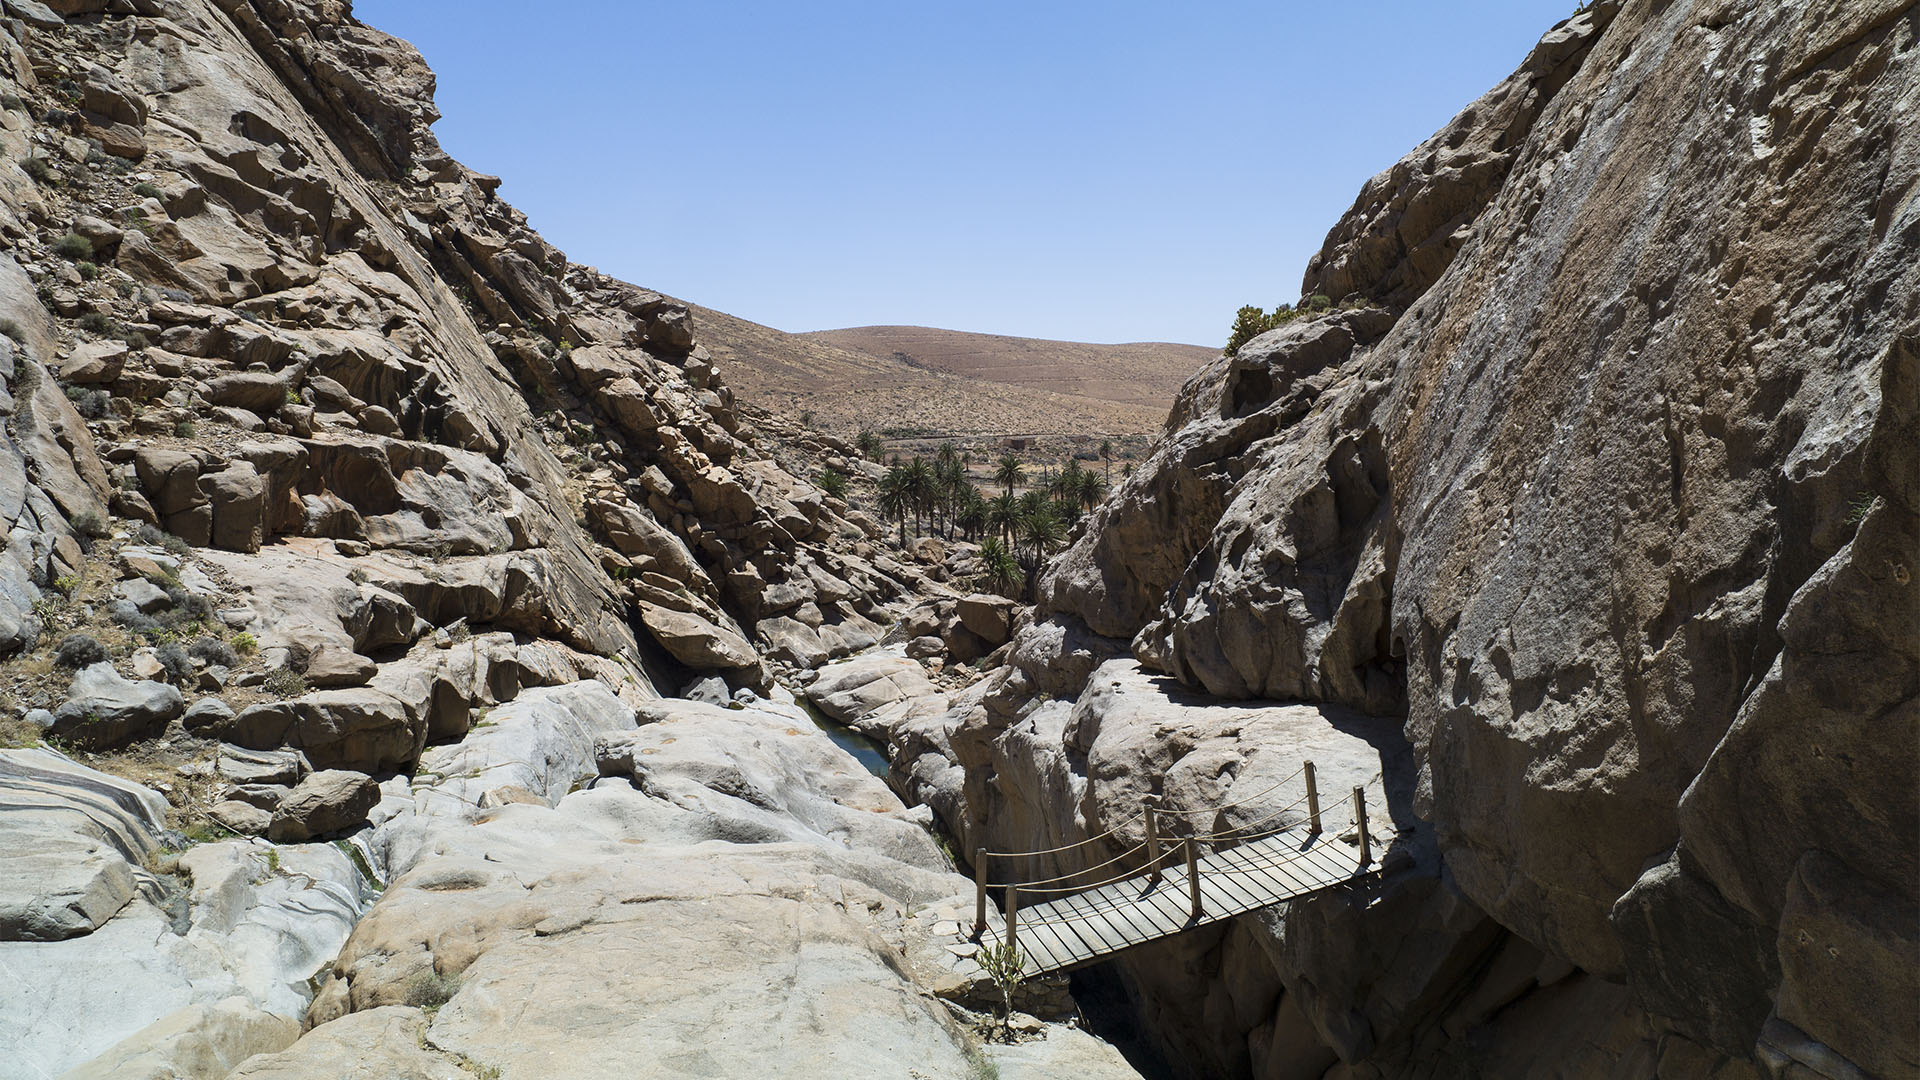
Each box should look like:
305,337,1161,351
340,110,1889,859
819,438,1114,601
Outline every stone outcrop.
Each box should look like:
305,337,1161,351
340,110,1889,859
901,3,1919,1078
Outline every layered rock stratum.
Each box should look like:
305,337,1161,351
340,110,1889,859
0,1,1913,1079
885,2,1919,1078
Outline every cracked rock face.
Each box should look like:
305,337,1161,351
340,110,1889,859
915,2,1917,1077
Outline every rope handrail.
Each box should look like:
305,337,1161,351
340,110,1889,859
1003,838,1151,892
971,757,1387,950
976,804,1147,861
1149,762,1306,817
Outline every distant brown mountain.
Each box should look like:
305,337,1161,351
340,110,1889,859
804,325,1215,412
683,303,1215,442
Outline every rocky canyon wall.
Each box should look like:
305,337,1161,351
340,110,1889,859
903,2,1918,1077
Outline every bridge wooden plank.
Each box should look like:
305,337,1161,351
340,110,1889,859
1208,844,1288,907
1047,891,1125,962
982,822,1379,976
1051,894,1118,963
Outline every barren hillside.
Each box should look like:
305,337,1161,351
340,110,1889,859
687,302,1208,440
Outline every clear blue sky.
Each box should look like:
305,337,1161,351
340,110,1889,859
356,1,1566,346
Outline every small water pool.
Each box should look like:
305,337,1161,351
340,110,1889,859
797,697,889,778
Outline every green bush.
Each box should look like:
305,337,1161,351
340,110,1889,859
132,181,162,199
816,468,848,500
53,633,108,668
21,157,55,184
1224,303,1302,356
54,233,92,260
0,318,23,343
69,510,108,538
76,260,98,281
263,666,307,699
404,970,461,1011
230,631,258,656
174,420,196,438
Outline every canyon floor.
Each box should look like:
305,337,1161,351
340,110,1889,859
0,2,1913,1080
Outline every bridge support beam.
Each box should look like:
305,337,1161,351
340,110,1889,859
1305,761,1320,834
1186,839,1202,921
1352,786,1370,868
973,850,989,938
1144,797,1162,882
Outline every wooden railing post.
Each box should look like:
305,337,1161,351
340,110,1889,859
1005,883,1020,951
973,849,989,937
1144,796,1162,882
1304,761,1321,835
1185,838,1202,921
1352,786,1370,868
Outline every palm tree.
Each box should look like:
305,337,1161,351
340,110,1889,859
978,537,1022,598
987,492,1020,546
994,454,1024,497
1051,459,1085,502
955,486,989,541
877,465,912,546
1075,468,1106,513
1015,504,1067,599
856,429,884,460
901,457,935,536
1099,439,1114,483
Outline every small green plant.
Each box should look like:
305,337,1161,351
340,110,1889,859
174,420,196,438
51,574,82,597
161,533,190,556
132,181,162,199
976,939,1028,1038
263,666,308,699
265,848,281,873
1845,490,1877,525
284,387,301,404
403,969,461,1014
76,312,114,335
53,633,108,668
0,318,23,343
816,468,848,500
54,233,92,260
69,510,107,538
76,260,98,281
230,631,258,657
21,157,55,184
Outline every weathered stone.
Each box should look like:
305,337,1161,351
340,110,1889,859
56,997,300,1080
954,592,1017,646
47,663,183,748
637,602,756,670
203,372,289,416
208,800,271,836
304,644,375,688
265,770,379,842
805,653,937,730
57,341,127,385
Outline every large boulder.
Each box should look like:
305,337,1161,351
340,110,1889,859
954,592,1018,647
805,653,937,731
212,688,420,772
45,663,184,748
637,602,757,670
58,998,299,1080
265,770,379,842
0,747,165,941
203,372,289,416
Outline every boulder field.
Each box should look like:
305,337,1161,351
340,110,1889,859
0,1,1911,1079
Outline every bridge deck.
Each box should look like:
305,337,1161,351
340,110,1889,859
976,827,1368,976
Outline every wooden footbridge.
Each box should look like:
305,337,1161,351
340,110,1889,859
970,762,1382,976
